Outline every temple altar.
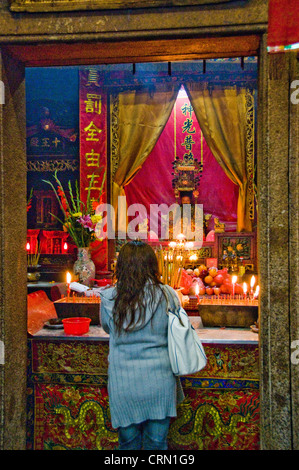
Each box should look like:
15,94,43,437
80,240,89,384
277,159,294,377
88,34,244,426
25,58,260,451
27,326,259,450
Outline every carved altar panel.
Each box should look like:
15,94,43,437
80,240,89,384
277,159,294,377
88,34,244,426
10,0,236,13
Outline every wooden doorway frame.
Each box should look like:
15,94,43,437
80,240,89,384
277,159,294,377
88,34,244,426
1,33,297,450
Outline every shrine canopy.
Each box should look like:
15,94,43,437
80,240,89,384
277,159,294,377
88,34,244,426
267,0,299,52
125,86,239,236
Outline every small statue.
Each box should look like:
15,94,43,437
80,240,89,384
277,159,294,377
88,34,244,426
214,217,225,233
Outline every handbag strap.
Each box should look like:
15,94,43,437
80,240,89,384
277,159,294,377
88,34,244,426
162,285,184,325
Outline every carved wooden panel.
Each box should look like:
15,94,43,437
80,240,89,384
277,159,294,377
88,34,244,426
10,0,236,13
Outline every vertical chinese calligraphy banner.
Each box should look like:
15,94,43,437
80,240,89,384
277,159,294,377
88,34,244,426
79,69,108,272
175,91,203,173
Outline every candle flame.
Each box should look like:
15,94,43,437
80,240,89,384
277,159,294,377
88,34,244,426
168,241,177,249
63,242,68,250
232,275,237,284
177,233,186,241
26,242,30,251
66,272,72,284
254,285,260,298
185,241,194,249
243,282,247,293
250,275,256,288
195,283,199,295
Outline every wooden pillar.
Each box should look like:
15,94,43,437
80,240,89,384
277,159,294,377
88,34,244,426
0,49,27,450
257,35,299,449
289,52,299,450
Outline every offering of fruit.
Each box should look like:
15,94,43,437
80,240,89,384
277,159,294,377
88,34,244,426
205,287,214,295
213,287,221,295
213,274,224,285
198,286,206,295
208,267,218,277
198,265,208,279
204,275,213,285
193,268,200,276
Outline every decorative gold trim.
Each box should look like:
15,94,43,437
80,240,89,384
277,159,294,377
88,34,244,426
245,89,255,220
27,159,79,172
110,94,120,180
9,0,234,13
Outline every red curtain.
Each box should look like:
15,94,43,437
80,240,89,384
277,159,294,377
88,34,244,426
125,91,239,236
268,0,299,48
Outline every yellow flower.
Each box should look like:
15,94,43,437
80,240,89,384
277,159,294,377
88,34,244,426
236,244,243,251
72,212,82,218
91,214,102,224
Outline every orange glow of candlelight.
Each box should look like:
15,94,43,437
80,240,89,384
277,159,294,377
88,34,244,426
250,275,256,289
66,272,71,284
254,285,260,298
63,242,68,251
243,282,247,294
26,242,30,251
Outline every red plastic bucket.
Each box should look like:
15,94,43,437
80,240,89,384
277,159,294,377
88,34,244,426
62,317,91,335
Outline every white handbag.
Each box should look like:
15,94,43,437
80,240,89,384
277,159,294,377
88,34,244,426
163,285,207,376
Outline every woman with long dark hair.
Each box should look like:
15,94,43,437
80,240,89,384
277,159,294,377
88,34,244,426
99,240,183,450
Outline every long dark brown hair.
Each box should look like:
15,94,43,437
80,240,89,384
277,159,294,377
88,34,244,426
113,240,164,335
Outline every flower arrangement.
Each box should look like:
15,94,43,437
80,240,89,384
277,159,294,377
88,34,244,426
44,170,106,248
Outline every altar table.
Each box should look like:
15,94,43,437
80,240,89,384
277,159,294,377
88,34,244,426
26,326,259,450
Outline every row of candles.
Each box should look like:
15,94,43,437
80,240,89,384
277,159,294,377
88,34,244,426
192,274,259,304
26,241,69,257
64,272,101,302
61,292,101,303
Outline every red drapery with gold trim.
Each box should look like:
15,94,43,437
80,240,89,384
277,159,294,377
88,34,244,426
125,91,239,236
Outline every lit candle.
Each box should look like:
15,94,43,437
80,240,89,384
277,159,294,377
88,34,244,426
254,285,260,299
243,282,247,299
250,276,256,296
63,242,68,252
66,271,71,300
185,241,194,250
169,241,177,249
26,242,30,265
232,275,237,298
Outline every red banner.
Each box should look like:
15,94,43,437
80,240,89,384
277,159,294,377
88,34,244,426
79,69,108,272
268,0,299,50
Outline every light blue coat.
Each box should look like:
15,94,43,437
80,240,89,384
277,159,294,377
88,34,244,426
100,283,180,429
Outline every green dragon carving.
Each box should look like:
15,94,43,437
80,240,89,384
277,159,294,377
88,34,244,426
55,401,118,450
169,401,251,450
